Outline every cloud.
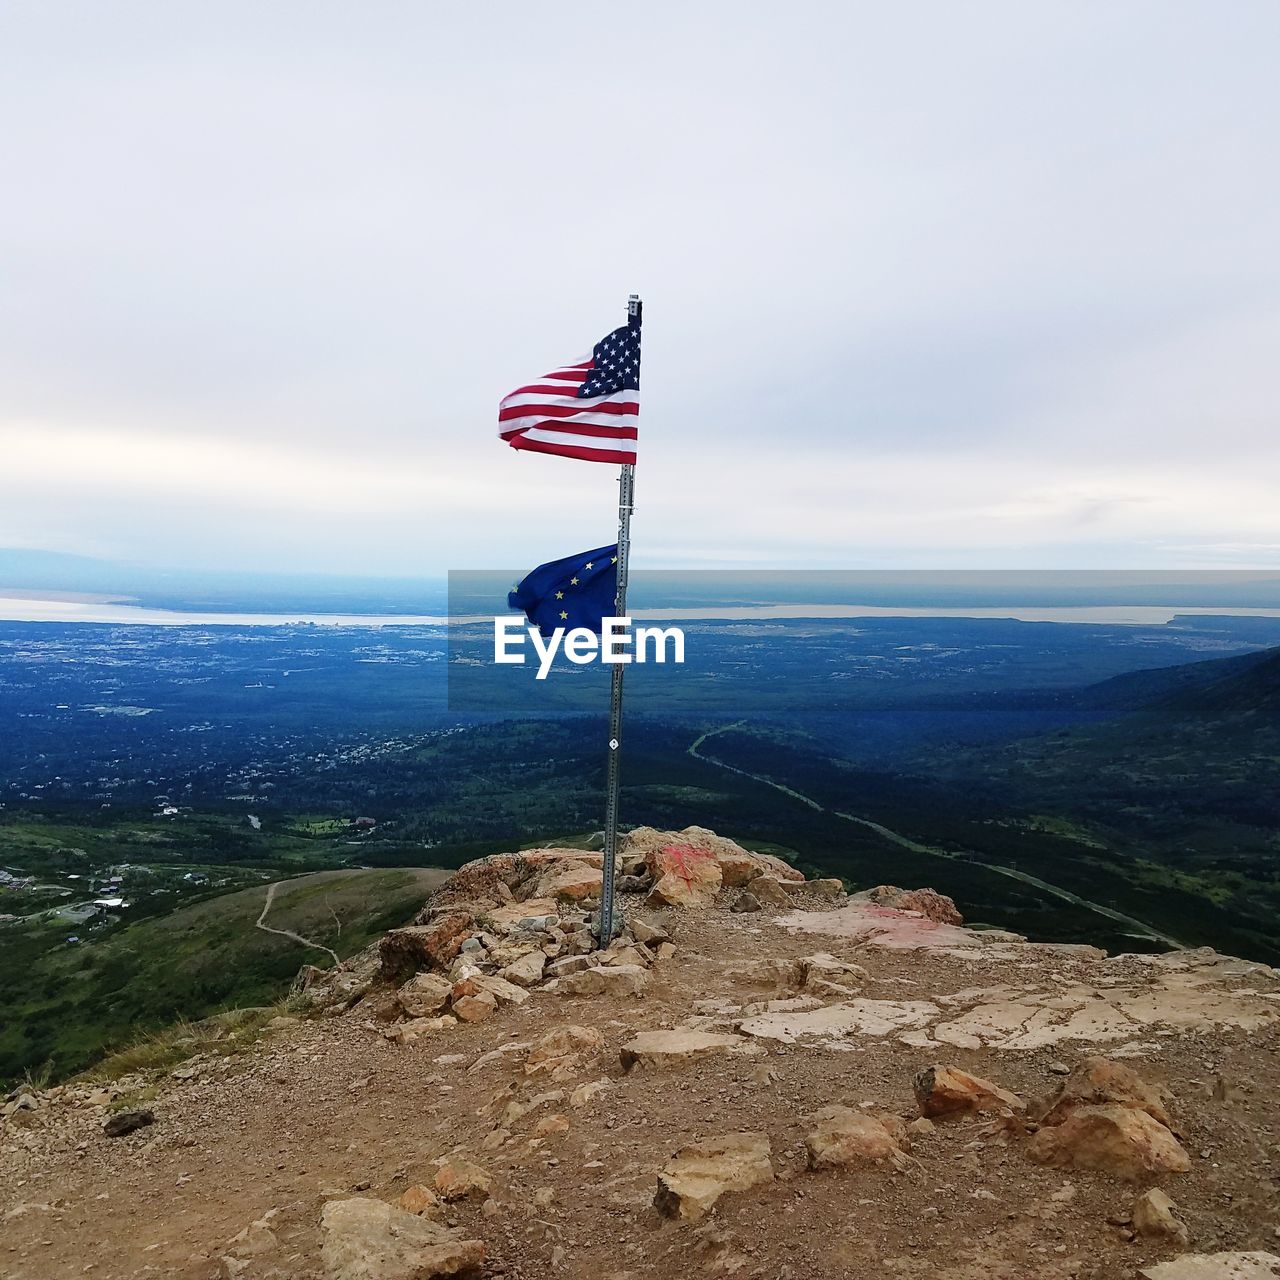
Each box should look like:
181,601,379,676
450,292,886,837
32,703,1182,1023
1,2,1278,572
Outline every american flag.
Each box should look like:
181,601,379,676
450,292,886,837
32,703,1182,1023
498,310,641,465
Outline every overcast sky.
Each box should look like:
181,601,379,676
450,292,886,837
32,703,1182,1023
2,2,1278,576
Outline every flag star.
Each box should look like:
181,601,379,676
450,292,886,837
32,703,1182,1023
559,610,568,620
585,562,594,570
555,591,564,599
611,555,618,563
570,576,579,585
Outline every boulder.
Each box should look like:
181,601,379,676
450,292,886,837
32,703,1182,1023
537,865,604,902
1040,1057,1174,1130
1027,1105,1190,1181
103,1109,155,1138
397,972,454,1019
499,950,547,988
468,974,528,1006
629,917,670,945
806,878,846,900
913,1065,1025,1118
625,827,804,887
560,963,649,997
395,1185,442,1217
858,886,964,925
546,954,594,979
434,1158,492,1203
451,992,497,1023
483,898,560,934
525,1026,605,1078
747,876,793,907
645,844,723,908
319,1197,483,1280
805,1105,908,1170
620,1029,760,1070
1133,1188,1192,1247
379,913,475,981
798,953,867,994
654,1132,774,1221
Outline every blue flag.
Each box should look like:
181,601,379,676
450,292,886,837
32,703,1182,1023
508,545,619,637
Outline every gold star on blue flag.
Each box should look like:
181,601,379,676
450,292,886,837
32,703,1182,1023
508,544,619,637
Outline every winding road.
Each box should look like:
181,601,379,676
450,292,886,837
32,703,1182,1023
687,721,1185,949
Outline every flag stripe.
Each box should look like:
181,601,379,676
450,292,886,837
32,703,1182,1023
517,427,637,452
505,420,638,441
499,399,637,422
508,434,636,464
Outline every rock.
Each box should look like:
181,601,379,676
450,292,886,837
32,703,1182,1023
805,1105,907,1170
319,1196,484,1279
858,886,964,925
913,1065,1025,1118
385,1016,455,1045
224,1209,280,1265
630,917,670,945
1027,1104,1190,1181
1040,1057,1174,1130
1133,1188,1192,1247
395,1185,442,1217
397,972,454,1018
1140,1254,1280,1279
468,974,528,1006
103,1109,155,1137
537,865,604,902
806,878,846,900
723,957,802,990
602,943,650,968
530,1114,570,1140
908,1117,935,1137
484,898,560,934
434,1158,492,1203
379,913,475,981
452,992,497,1023
546,954,594,979
569,1078,613,1107
499,950,547,987
655,941,677,961
798,953,868,994
654,1132,774,1221
560,963,649,997
645,841,724,908
748,876,793,907
731,892,761,914
525,1026,605,1078
620,1029,760,1070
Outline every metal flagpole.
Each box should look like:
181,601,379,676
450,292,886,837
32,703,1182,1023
597,293,640,946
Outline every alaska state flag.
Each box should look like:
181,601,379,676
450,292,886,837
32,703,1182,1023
508,545,619,637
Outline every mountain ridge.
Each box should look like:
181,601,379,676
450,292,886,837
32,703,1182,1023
4,826,1280,1279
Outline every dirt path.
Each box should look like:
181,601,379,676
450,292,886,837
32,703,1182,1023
254,880,343,969
688,721,1185,948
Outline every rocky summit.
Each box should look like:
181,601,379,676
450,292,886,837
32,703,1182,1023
4,824,1280,1279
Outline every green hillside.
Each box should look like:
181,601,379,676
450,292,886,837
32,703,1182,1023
0,868,447,1088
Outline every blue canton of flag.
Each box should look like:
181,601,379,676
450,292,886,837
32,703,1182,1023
577,321,641,398
508,545,619,638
